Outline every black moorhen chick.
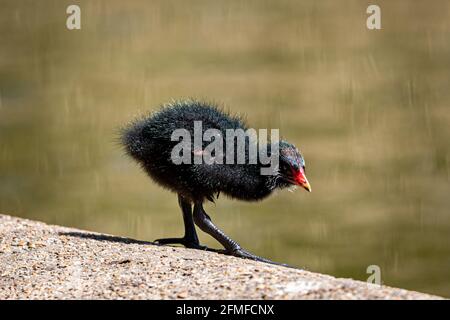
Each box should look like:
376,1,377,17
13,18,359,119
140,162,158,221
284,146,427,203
121,100,311,263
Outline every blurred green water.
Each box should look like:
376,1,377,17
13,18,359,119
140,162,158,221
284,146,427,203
1,0,450,296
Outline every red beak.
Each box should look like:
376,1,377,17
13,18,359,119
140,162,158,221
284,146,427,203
293,167,311,192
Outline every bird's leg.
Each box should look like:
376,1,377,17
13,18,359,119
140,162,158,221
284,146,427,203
193,202,278,265
154,195,206,250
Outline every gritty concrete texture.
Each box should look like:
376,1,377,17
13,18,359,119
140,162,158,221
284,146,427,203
0,214,442,300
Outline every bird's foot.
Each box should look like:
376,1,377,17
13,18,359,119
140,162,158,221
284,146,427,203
230,248,287,266
154,237,207,250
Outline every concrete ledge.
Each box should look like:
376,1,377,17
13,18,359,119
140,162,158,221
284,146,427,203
0,214,442,299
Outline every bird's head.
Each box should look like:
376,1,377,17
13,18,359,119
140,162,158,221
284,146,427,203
278,141,311,192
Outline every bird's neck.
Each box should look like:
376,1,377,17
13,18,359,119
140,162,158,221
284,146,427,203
263,173,285,191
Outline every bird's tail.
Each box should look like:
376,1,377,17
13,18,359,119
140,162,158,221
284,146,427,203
120,121,146,161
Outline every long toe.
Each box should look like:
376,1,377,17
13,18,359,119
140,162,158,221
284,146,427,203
153,237,186,245
231,248,287,266
154,237,208,251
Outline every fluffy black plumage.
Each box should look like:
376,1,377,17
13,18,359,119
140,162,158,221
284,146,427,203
121,100,308,203
121,99,310,264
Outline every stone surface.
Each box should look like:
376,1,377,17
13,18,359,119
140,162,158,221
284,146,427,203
0,214,442,300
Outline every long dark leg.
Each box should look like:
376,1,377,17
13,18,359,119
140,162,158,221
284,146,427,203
193,202,279,265
154,195,205,249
